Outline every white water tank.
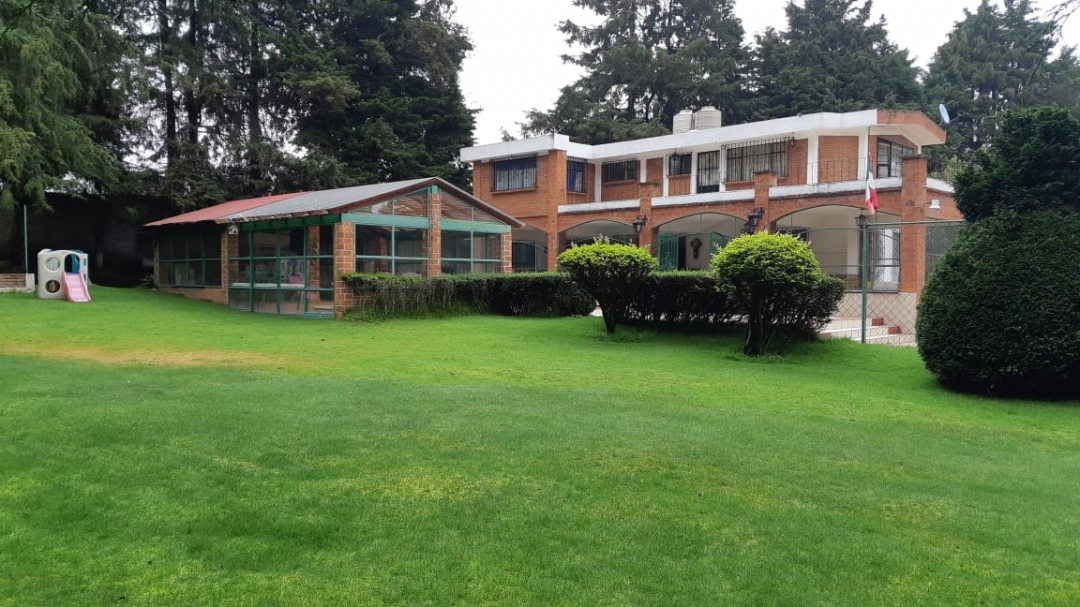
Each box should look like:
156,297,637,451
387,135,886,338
673,110,694,134
694,106,722,130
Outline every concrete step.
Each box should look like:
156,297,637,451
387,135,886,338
820,316,916,346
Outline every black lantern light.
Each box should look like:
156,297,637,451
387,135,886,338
632,216,648,234
855,212,868,229
745,207,765,232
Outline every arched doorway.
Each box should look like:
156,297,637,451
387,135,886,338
656,213,744,271
511,226,548,272
563,219,637,249
773,206,901,290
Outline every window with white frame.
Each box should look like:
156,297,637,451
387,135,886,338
723,139,789,182
492,155,537,191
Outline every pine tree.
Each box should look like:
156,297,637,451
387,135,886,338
750,0,922,120
924,0,1079,164
521,0,749,144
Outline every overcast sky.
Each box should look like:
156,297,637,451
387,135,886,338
453,0,1080,144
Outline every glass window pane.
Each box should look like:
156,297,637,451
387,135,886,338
441,230,472,259
229,286,252,311
440,260,470,275
239,232,252,258
318,225,334,256
395,228,427,258
356,226,392,256
441,194,473,220
394,194,429,217
395,261,426,276
205,260,222,287
357,258,392,274
473,262,499,274
281,229,304,257
252,232,276,257
475,234,501,260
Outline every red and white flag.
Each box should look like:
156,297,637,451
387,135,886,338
865,157,878,214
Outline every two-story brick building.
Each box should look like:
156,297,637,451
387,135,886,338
461,109,962,302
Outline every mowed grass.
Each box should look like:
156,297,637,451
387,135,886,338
1,288,1079,606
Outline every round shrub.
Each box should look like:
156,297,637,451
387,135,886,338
916,209,1080,399
712,232,842,356
557,239,657,334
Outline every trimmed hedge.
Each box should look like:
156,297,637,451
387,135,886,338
625,272,738,329
342,273,593,319
916,209,1080,400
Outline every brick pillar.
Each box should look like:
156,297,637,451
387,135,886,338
546,150,567,272
333,221,355,317
638,181,659,253
899,155,929,295
752,171,777,233
500,232,512,273
428,188,442,277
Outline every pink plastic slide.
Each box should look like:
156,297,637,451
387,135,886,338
63,272,91,303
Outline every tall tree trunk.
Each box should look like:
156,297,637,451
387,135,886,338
158,0,177,165
183,0,202,145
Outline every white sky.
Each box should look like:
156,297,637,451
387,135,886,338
453,0,1080,144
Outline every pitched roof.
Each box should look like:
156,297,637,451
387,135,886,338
145,177,523,228
144,192,307,227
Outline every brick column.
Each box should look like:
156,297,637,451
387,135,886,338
546,150,567,272
428,188,442,277
638,181,659,253
333,221,356,317
500,232,512,273
752,171,777,233
899,155,929,294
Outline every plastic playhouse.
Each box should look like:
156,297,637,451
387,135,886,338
37,249,91,302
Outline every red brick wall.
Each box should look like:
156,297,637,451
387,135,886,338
333,222,357,317
601,180,639,201
668,175,691,196
818,136,860,182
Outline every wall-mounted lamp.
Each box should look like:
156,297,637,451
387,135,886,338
746,207,765,232
855,213,868,229
227,223,239,235
632,216,648,234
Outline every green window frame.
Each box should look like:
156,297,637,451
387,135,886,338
158,232,222,287
228,224,335,315
440,230,503,275
355,225,430,276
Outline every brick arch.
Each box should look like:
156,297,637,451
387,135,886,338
652,210,747,234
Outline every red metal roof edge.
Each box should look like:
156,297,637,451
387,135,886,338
144,192,309,227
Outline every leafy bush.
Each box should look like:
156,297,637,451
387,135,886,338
341,273,593,319
487,273,595,317
557,239,657,334
712,232,843,356
917,209,1080,399
955,107,1080,221
625,271,738,329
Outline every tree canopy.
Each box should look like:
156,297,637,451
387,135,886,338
521,0,750,144
923,0,1080,165
750,0,923,120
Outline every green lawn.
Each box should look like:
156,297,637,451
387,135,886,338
1,288,1078,606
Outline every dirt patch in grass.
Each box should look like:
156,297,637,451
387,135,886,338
0,343,291,369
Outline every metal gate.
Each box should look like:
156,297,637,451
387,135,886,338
658,233,680,271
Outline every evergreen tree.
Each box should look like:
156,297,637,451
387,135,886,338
286,0,475,190
521,0,749,144
923,0,1079,164
0,0,118,210
750,0,922,120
